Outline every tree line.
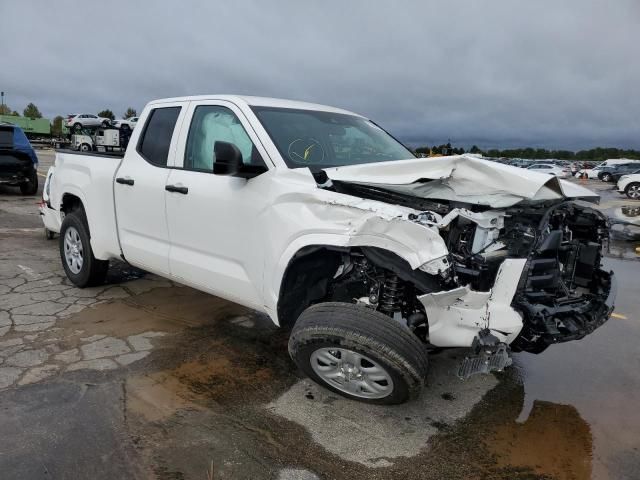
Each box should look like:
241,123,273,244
414,143,640,161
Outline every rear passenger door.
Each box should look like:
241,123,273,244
114,103,187,275
164,100,271,309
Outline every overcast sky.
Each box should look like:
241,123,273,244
2,0,639,150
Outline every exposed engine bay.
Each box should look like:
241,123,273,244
316,180,615,356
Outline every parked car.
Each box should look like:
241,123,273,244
112,117,139,131
508,159,530,168
0,122,39,195
598,163,640,182
41,95,615,404
65,114,112,131
609,167,640,184
526,163,571,177
579,159,640,179
617,173,640,199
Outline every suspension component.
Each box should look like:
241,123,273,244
379,275,404,315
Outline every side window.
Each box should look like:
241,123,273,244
137,107,181,167
184,105,265,171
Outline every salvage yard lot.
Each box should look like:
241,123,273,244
1,150,639,479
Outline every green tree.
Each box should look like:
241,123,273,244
51,115,64,136
98,109,115,120
11,110,20,116
123,107,137,119
469,145,482,154
0,104,12,115
23,103,42,118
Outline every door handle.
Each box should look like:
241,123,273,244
116,177,134,186
165,184,188,194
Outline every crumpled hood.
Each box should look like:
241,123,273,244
322,155,599,208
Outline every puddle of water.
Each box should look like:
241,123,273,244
512,257,640,479
58,286,234,339
489,400,592,480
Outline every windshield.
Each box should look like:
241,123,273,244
251,107,414,169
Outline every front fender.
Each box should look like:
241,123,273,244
265,219,448,324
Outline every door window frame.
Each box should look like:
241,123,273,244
173,100,273,172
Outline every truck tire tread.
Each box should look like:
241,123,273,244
288,302,428,404
59,210,109,287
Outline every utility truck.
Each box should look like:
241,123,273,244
41,95,616,404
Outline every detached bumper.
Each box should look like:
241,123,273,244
511,269,616,353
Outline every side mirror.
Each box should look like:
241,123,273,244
213,141,267,179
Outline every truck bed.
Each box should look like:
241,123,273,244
49,150,124,260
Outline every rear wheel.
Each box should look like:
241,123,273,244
73,123,82,132
59,210,109,287
602,173,612,182
79,143,91,152
19,170,38,195
288,302,428,404
626,182,640,200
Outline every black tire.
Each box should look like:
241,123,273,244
45,228,55,240
59,210,109,287
101,120,109,127
19,170,38,195
625,182,640,200
288,302,428,405
79,143,91,152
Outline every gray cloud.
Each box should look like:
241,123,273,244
2,0,639,149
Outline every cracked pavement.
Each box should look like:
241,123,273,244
0,261,173,389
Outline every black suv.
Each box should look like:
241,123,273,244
0,123,39,195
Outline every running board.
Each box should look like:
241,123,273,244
457,330,513,379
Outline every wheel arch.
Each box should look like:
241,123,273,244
273,242,441,330
60,191,85,215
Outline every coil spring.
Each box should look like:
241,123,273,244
379,275,404,315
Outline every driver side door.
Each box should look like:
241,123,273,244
165,100,272,309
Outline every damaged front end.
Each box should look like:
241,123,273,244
325,178,616,359
508,202,615,353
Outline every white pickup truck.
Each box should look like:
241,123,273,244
41,95,616,404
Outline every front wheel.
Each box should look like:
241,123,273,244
626,182,640,200
288,302,428,404
59,210,109,287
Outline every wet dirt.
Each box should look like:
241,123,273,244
111,295,582,479
59,285,233,338
490,401,592,480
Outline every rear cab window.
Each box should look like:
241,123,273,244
137,107,182,167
